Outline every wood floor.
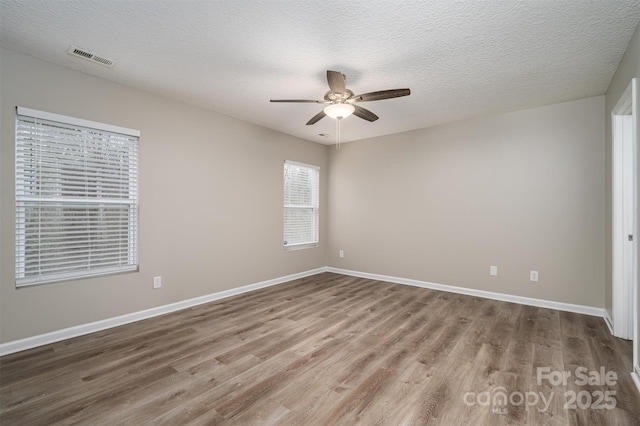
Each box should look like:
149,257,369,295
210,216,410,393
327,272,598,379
1,272,639,425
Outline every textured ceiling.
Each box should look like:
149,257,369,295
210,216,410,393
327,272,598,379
1,1,639,144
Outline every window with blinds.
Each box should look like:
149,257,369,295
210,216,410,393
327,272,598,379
15,107,140,287
283,161,319,249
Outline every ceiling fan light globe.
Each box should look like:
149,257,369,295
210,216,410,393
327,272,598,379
324,103,355,119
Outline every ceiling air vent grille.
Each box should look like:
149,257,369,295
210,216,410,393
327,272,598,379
67,46,115,67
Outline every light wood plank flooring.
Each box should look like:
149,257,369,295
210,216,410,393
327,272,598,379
1,272,639,425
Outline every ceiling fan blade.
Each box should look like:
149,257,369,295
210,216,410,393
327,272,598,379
306,110,326,125
353,105,379,122
270,99,325,103
353,88,411,102
327,70,346,93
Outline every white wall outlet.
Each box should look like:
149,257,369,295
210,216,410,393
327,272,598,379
153,276,162,289
530,271,539,282
339,250,344,258
489,265,498,276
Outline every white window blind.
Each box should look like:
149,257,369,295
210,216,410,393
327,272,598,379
283,161,319,249
15,107,139,286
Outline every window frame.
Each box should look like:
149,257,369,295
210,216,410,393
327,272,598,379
283,160,320,250
14,107,140,287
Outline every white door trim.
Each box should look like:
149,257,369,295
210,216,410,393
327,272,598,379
612,79,637,341
612,79,639,397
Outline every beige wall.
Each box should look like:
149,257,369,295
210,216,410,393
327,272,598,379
0,48,329,343
327,96,605,308
604,22,640,318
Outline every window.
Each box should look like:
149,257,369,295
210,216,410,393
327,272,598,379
15,107,139,287
283,161,319,249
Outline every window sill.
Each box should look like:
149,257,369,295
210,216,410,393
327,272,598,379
16,266,139,288
283,243,318,251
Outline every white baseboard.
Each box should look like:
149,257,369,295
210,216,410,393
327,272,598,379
603,310,614,334
632,369,640,396
0,267,327,356
326,267,605,318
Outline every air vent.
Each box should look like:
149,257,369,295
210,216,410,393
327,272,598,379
67,46,115,67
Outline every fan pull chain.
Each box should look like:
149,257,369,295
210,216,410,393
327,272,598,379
336,117,341,150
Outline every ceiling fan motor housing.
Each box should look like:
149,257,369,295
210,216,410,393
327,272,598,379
324,89,355,103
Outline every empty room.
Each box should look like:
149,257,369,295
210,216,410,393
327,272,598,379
1,1,640,425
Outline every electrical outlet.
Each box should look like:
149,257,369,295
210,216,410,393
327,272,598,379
490,265,498,276
530,271,539,282
339,250,344,258
153,276,162,289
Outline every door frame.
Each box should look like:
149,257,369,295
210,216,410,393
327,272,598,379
612,79,637,341
612,78,639,391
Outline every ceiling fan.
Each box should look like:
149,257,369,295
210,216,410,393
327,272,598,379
270,70,411,125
